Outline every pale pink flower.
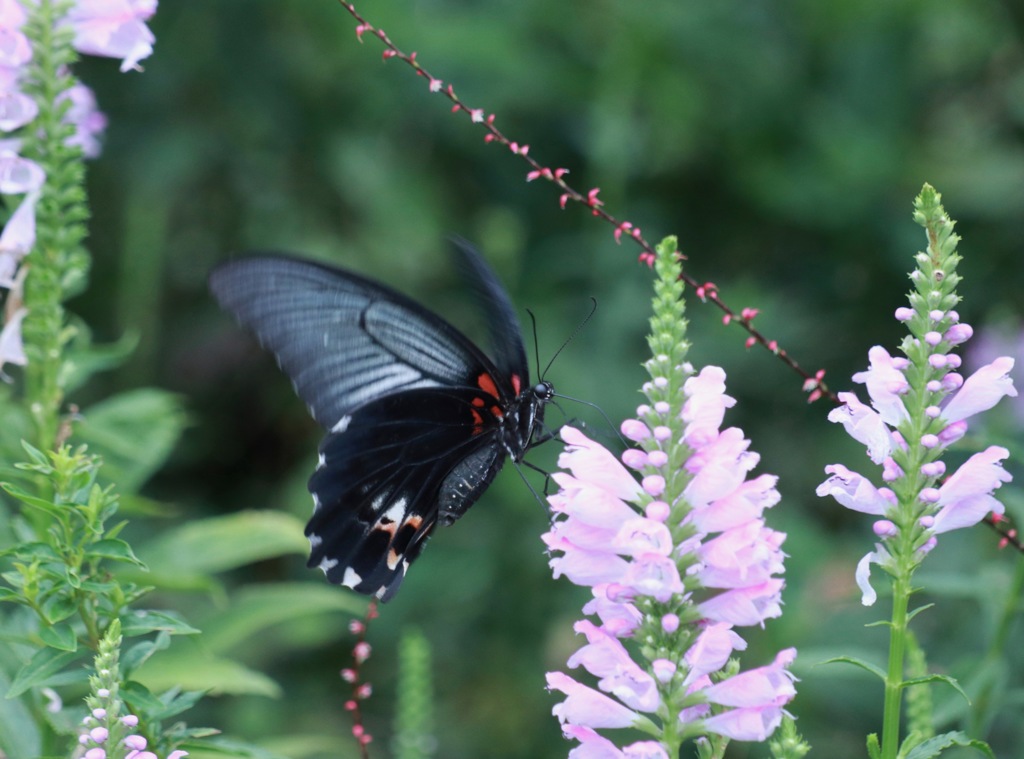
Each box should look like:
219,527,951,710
547,672,643,729
67,0,158,72
698,578,784,626
827,392,893,464
683,622,747,684
815,464,892,515
0,305,26,372
567,621,660,712
941,357,1017,424
852,346,910,426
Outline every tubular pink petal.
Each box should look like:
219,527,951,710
547,672,643,729
941,357,1016,423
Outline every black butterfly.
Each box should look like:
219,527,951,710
209,240,553,601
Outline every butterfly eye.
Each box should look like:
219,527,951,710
534,381,554,401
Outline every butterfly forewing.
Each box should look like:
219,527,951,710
210,244,547,601
209,257,492,427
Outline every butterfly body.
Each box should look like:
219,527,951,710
210,242,550,601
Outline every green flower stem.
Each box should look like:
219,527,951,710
19,0,89,452
881,571,910,758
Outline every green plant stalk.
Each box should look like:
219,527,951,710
881,570,910,758
19,0,89,452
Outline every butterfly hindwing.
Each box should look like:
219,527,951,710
307,387,508,601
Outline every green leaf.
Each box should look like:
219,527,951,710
0,483,65,521
200,583,366,654
7,647,88,698
62,322,139,393
175,734,293,759
0,670,40,759
0,587,24,604
121,631,171,676
120,609,200,637
18,440,51,470
134,644,281,698
74,388,188,492
901,673,970,705
903,731,995,759
156,686,206,720
0,542,60,562
38,623,77,652
867,733,881,759
139,511,308,579
39,592,78,624
818,655,887,682
86,538,147,568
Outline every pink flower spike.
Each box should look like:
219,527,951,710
354,23,370,40
587,187,603,207
745,337,756,349
741,307,759,321
428,77,442,92
382,49,397,60
895,307,914,322
469,108,484,122
560,193,571,209
722,314,732,325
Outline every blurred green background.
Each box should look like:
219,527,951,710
63,0,1024,757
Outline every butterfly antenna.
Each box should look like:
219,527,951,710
526,308,543,381
540,297,597,380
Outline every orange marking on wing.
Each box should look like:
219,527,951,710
470,408,484,432
477,372,499,398
511,374,522,395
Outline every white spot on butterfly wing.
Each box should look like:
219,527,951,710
316,452,326,471
342,566,362,588
380,497,408,526
332,414,352,433
308,533,322,549
311,492,321,513
318,556,339,574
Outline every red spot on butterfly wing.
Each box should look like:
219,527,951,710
476,372,500,399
